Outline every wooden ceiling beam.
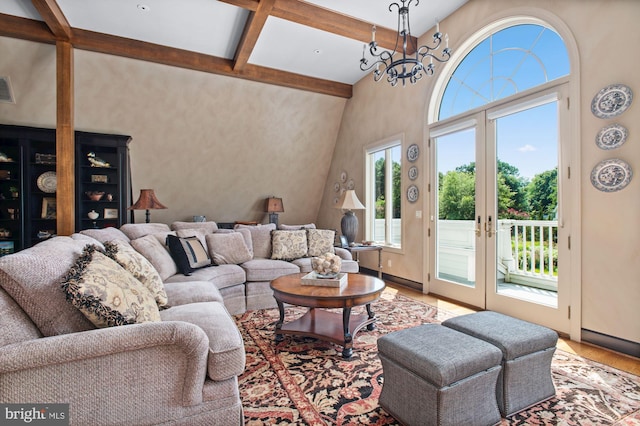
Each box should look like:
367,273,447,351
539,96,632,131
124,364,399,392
0,13,56,44
271,0,414,54
0,12,352,98
31,0,72,41
71,28,351,98
233,0,275,71
217,0,259,12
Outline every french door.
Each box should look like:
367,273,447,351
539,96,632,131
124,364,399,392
428,85,571,334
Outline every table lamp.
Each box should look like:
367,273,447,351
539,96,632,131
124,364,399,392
335,190,365,245
265,197,284,226
128,189,167,223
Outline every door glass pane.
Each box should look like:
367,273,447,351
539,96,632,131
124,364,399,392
436,128,476,287
372,150,386,243
390,145,402,246
494,102,558,307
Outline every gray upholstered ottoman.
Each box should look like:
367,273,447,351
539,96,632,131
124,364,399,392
442,311,558,417
377,323,503,426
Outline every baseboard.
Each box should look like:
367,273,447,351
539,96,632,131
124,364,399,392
582,329,640,358
359,267,422,291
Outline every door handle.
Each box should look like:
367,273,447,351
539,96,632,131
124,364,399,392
475,216,481,237
485,215,495,237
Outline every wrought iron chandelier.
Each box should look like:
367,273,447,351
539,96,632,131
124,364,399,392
360,0,451,87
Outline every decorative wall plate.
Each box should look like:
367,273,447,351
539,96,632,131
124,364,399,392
37,171,57,193
340,171,347,183
408,166,418,180
407,184,419,202
347,178,355,190
590,159,632,192
591,84,633,119
595,124,628,150
334,182,341,192
407,144,419,162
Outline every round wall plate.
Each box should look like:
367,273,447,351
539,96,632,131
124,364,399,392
408,166,418,180
591,84,633,119
595,124,627,150
407,184,419,202
590,158,632,192
407,144,419,162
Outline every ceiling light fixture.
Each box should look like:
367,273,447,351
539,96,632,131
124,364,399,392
137,4,150,12
360,0,451,87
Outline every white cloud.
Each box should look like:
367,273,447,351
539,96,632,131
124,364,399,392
518,144,536,152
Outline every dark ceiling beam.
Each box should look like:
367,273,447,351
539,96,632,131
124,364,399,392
30,0,72,40
71,28,351,98
270,0,413,53
0,12,352,98
233,0,275,71
0,13,56,44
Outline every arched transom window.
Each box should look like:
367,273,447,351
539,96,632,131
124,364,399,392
439,24,569,120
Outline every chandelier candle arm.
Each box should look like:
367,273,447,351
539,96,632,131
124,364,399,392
360,0,451,87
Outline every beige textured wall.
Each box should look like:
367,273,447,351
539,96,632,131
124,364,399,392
318,0,640,343
0,38,346,227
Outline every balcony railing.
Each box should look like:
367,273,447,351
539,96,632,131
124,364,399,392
437,219,558,292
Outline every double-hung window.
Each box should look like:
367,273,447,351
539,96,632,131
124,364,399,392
365,140,402,248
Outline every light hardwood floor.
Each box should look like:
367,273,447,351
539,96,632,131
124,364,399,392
386,282,640,376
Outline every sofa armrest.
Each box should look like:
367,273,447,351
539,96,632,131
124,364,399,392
0,321,210,408
334,247,353,261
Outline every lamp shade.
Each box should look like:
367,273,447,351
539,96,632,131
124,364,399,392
128,189,167,210
265,197,284,213
336,190,365,211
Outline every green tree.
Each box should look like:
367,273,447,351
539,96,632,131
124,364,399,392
392,160,401,218
527,168,557,220
439,171,475,220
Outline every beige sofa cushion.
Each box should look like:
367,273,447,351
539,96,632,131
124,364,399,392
163,281,224,306
164,264,246,290
271,230,307,260
120,223,171,240
241,258,299,282
206,232,252,265
62,246,161,327
235,223,275,258
79,227,130,243
160,301,245,381
171,221,219,233
307,229,336,257
278,223,316,230
104,240,168,307
130,234,177,281
0,236,97,336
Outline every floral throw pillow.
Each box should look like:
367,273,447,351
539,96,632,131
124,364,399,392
62,245,161,328
307,229,336,257
103,240,168,307
271,230,308,261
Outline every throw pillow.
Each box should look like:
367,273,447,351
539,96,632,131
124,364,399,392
235,223,276,258
278,223,316,230
103,240,168,307
61,245,161,327
307,229,336,257
206,232,252,265
271,230,308,261
130,234,178,281
166,234,211,276
176,228,208,250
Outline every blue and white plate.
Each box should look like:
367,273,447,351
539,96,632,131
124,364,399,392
591,84,633,119
590,159,632,192
596,124,628,150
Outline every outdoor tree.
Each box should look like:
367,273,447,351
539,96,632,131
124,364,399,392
527,168,558,220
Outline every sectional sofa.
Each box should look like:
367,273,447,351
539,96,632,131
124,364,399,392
0,221,358,425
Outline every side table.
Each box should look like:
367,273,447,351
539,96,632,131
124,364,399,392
344,245,383,279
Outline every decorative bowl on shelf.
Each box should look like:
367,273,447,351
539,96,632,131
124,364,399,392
311,252,342,278
87,210,99,220
85,191,105,201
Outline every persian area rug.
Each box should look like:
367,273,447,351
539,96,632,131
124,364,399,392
235,291,640,425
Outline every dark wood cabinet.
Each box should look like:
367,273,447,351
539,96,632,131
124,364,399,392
75,131,131,231
0,125,132,253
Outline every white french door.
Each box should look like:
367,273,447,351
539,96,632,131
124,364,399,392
428,84,571,334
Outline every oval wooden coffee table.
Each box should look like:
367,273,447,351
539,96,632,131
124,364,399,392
270,272,386,358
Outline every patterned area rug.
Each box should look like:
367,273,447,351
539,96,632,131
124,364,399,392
235,290,640,425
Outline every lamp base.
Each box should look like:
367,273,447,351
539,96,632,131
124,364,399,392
269,213,279,227
341,211,358,245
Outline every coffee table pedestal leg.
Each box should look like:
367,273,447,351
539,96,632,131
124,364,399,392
342,308,353,358
275,300,285,342
366,304,376,331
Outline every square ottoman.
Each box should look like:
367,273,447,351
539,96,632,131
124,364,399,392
442,311,558,417
377,323,503,426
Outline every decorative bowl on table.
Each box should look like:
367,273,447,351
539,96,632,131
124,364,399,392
85,191,105,201
311,252,342,279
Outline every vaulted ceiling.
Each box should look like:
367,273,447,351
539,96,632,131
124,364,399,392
0,0,467,98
